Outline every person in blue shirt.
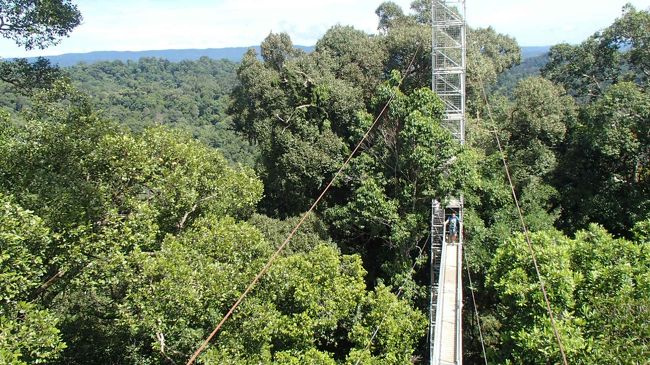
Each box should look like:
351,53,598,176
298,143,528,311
446,212,459,243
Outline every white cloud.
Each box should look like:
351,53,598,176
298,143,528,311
1,0,649,58
467,0,650,45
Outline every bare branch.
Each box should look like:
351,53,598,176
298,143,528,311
156,331,178,364
177,203,198,231
176,193,221,230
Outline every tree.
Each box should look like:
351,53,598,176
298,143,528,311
0,0,81,50
0,57,62,93
375,1,404,33
570,224,650,363
542,5,650,100
326,74,478,285
556,82,649,235
0,76,431,363
464,77,575,263
0,0,81,93
28,57,256,165
486,225,650,364
230,36,361,217
381,12,432,92
0,81,264,363
48,196,424,363
466,27,520,116
314,25,387,102
533,6,650,236
260,32,303,71
506,78,574,181
0,194,65,364
486,230,586,364
0,3,83,354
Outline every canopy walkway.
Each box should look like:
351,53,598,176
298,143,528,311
430,1,466,363
429,199,463,365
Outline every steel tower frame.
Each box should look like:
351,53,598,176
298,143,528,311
432,0,466,145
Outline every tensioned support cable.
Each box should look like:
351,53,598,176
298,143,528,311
463,251,488,365
185,46,422,365
475,64,569,365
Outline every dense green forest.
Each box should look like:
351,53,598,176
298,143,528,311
494,53,549,95
0,56,257,166
1,1,648,364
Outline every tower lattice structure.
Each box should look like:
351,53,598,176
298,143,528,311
432,0,466,145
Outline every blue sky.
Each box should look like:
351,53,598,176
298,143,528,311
1,0,649,57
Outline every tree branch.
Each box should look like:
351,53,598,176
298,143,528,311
176,193,222,231
156,331,178,364
33,270,66,297
177,203,198,231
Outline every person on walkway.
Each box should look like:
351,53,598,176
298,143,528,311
446,212,459,243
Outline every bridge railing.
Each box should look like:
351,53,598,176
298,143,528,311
432,220,447,364
431,208,463,365
455,222,463,365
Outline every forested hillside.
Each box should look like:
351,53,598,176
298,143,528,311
494,53,549,95
0,57,257,166
1,1,648,364
10,45,545,68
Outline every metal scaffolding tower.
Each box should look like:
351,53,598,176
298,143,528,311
430,1,466,365
432,0,466,145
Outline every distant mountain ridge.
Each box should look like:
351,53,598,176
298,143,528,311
520,46,551,59
6,46,314,67
6,45,551,67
